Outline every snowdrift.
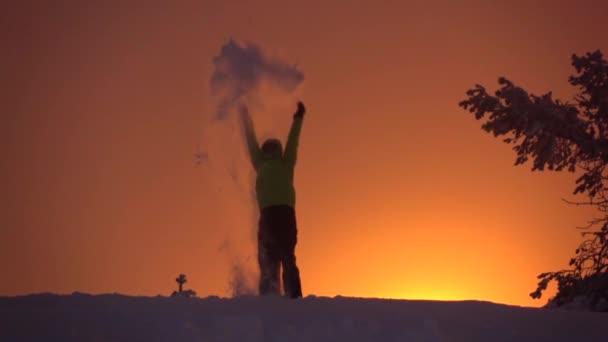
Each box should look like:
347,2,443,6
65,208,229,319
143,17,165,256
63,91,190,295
1,293,606,341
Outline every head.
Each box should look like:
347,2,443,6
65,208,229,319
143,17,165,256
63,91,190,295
261,138,283,159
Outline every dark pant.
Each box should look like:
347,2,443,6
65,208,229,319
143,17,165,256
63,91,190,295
258,205,302,298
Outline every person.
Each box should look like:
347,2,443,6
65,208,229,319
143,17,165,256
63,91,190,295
240,101,306,298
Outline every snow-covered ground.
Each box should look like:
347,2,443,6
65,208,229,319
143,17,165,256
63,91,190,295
1,293,606,341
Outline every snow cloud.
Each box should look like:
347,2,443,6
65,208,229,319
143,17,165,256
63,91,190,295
210,39,304,120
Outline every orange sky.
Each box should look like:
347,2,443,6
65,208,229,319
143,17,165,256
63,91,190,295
2,0,608,307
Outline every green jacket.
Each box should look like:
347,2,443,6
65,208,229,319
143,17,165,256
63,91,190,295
243,115,304,210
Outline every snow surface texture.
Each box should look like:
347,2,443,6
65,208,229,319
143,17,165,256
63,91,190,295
1,294,607,342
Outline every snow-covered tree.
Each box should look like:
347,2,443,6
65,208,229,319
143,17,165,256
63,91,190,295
459,50,608,311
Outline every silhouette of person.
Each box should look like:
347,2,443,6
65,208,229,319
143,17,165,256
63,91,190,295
240,101,305,298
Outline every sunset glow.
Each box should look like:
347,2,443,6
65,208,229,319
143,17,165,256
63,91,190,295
3,0,608,308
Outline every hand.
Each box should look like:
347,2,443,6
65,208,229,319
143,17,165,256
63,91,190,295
294,101,306,118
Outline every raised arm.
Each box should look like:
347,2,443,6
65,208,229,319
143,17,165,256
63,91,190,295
284,101,306,166
240,106,262,171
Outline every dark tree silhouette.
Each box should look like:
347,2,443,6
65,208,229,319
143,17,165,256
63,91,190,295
176,274,187,293
459,50,608,311
171,274,197,298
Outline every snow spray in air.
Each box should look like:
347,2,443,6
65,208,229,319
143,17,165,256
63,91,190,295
202,39,304,296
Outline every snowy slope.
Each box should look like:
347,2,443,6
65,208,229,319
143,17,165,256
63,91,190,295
1,294,606,342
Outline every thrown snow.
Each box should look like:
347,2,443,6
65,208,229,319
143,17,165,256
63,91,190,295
1,294,606,341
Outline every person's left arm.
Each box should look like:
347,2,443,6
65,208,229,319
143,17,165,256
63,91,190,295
284,101,306,167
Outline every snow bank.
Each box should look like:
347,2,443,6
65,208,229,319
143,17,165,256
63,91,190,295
1,293,606,341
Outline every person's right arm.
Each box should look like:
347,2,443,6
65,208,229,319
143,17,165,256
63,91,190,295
240,106,262,171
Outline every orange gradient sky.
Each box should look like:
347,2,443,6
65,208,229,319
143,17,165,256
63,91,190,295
2,0,608,307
